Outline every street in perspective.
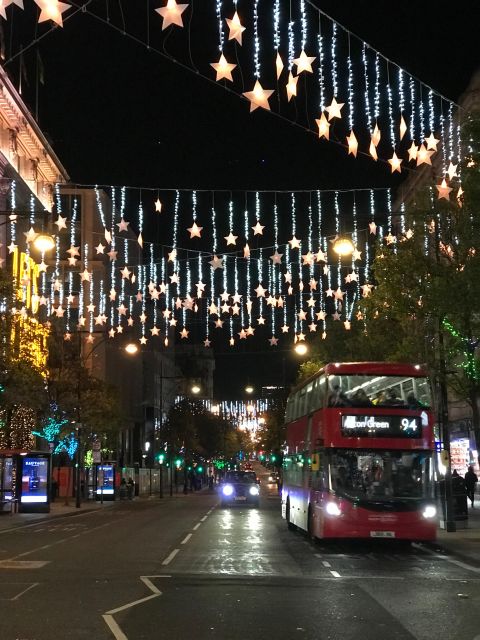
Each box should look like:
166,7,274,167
1,1,480,639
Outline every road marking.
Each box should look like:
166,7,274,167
330,570,341,578
200,516,207,522
107,593,159,615
0,507,104,535
0,560,49,569
314,553,322,559
140,576,162,594
322,561,331,568
414,543,480,575
181,534,192,545
193,522,202,531
10,583,39,601
103,614,129,640
162,549,179,566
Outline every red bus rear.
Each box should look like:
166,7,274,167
281,362,437,541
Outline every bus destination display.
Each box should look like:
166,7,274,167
341,414,423,438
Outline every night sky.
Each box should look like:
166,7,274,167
2,0,478,397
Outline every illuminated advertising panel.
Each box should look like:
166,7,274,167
96,464,115,496
21,457,49,503
341,414,425,439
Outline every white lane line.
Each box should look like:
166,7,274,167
193,522,202,531
10,582,39,601
103,614,129,640
181,534,193,545
140,576,163,594
314,553,322,559
413,543,480,575
322,561,331,568
200,516,207,522
107,593,159,615
330,570,341,578
161,549,180,566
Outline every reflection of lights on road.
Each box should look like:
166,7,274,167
245,510,262,532
220,511,233,530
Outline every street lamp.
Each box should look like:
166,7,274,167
191,384,201,395
33,232,55,253
125,343,138,355
245,385,254,395
333,235,354,257
294,342,308,356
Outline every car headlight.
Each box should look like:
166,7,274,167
222,484,234,496
325,502,341,516
268,476,273,482
249,486,259,496
422,505,436,519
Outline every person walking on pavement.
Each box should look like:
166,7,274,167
465,465,478,508
127,477,134,500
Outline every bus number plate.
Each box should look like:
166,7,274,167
370,531,395,538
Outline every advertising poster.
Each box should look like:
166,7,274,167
21,457,49,503
96,465,114,495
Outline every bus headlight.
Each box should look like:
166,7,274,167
422,505,436,519
222,484,234,496
326,502,341,517
249,486,259,496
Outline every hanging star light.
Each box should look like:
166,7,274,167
388,152,403,173
24,227,37,243
224,232,238,246
211,53,236,82
288,236,301,249
416,144,434,166
407,142,418,162
155,198,162,212
226,11,245,45
269,336,279,346
315,113,330,140
187,221,203,238
286,72,298,102
399,115,407,141
252,221,265,235
446,162,458,180
95,242,105,254
209,255,223,270
116,218,130,232
369,139,378,161
243,243,250,258
243,81,274,112
325,97,344,121
34,0,71,27
54,214,67,231
346,130,358,157
436,178,452,200
372,123,381,147
5,0,25,7
293,50,316,74
255,284,266,297
156,0,188,30
276,52,284,79
425,133,440,151
270,251,283,264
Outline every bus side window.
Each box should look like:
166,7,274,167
311,451,326,491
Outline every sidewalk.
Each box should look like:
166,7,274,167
434,504,480,565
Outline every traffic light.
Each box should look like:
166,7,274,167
157,453,165,464
270,454,276,462
175,458,182,468
197,466,203,473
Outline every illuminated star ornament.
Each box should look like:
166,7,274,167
293,50,316,74
436,178,452,200
155,0,188,30
346,130,358,157
155,198,162,213
388,152,403,173
34,0,71,27
316,113,330,140
325,97,344,121
211,54,236,82
187,221,203,238
226,11,245,45
286,72,298,102
243,81,274,112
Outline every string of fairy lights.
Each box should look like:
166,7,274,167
6,182,423,349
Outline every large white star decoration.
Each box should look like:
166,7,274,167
346,130,358,157
94,314,105,326
344,320,352,331
309,322,317,332
288,236,301,249
81,269,91,282
109,288,117,302
156,0,188,30
204,338,211,348
294,50,315,74
215,319,224,329
425,133,440,151
231,303,240,315
302,252,315,266
436,179,452,200
372,123,381,147
127,317,134,327
286,72,298,102
399,115,407,141
252,221,265,235
246,326,255,336
388,152,403,173
67,256,77,266
257,316,266,325
54,306,65,317
270,251,283,264
5,0,25,8
243,244,250,258
221,303,230,314
369,221,377,235
325,97,344,121
334,288,344,301
255,283,266,297
243,81,274,112
24,227,37,243
138,232,143,248
232,293,242,304
209,255,223,270
187,221,203,238
269,336,279,346
169,273,179,284
7,241,17,254
35,0,71,27
277,297,284,308
315,249,326,262
107,249,118,261
67,244,80,257
307,296,315,308
276,52,284,79
407,142,418,162
155,198,162,213
54,215,67,231
95,242,105,254
116,218,130,232
208,302,218,315
121,266,131,279
104,229,112,244
447,162,458,180
325,287,334,297
284,272,292,283
196,280,206,293
116,325,123,334
298,309,307,321
38,260,48,273
416,144,434,166
238,329,247,340
168,248,177,262
220,291,230,302
309,278,318,291
315,113,330,140
369,139,378,161
108,329,115,339
316,310,326,321
332,311,341,321
224,232,238,246
140,336,148,345
281,324,289,334
136,291,143,302
361,284,373,297
226,11,245,45
86,303,96,313
385,233,396,245
352,249,362,261
211,53,236,82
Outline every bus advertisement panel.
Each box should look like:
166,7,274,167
281,362,437,541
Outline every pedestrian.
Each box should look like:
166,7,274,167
127,477,134,500
465,465,478,508
119,478,127,500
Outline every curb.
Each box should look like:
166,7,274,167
422,539,480,569
0,503,113,533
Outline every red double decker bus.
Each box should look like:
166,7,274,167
281,362,437,541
